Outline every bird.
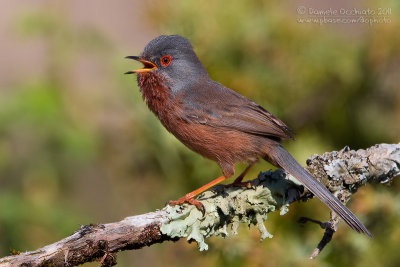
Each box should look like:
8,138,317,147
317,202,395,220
125,35,371,237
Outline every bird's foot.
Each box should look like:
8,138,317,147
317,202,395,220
168,194,205,215
225,181,252,189
224,162,255,189
225,177,252,189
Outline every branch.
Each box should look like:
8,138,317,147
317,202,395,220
1,143,399,266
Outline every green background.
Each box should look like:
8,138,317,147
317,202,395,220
0,0,399,266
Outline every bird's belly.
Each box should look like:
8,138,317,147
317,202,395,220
165,120,261,165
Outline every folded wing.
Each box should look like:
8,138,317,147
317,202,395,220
181,81,295,141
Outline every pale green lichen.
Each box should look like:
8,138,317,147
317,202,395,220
160,169,302,251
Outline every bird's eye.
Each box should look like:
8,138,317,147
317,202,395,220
160,55,172,67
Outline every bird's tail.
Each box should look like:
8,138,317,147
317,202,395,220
265,144,372,237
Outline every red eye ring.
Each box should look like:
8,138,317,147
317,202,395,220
160,55,172,67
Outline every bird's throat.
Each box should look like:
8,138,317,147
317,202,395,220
137,72,173,121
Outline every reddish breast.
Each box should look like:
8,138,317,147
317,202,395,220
137,72,261,175
137,72,172,121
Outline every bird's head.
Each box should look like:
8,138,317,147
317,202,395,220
125,35,208,89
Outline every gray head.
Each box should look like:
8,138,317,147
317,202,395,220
125,35,208,87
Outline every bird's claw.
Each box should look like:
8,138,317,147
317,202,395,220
168,197,205,216
225,181,253,189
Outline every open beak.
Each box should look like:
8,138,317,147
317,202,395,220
125,56,157,74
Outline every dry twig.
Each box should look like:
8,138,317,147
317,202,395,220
0,143,398,266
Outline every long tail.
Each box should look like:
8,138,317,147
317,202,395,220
266,145,372,237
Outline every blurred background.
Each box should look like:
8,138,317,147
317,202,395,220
0,0,399,266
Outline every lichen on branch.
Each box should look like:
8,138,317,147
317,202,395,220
0,143,398,266
161,169,302,250
161,143,400,252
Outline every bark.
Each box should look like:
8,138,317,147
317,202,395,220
0,143,399,266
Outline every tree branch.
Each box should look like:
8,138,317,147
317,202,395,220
1,143,399,266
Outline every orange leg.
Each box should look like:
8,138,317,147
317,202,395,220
168,176,227,211
226,162,255,188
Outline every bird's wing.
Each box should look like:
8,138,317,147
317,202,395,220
180,81,295,140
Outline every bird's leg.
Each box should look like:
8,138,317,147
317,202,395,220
225,162,254,188
168,176,227,212
233,162,254,183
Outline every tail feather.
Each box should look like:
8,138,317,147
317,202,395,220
267,145,372,237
